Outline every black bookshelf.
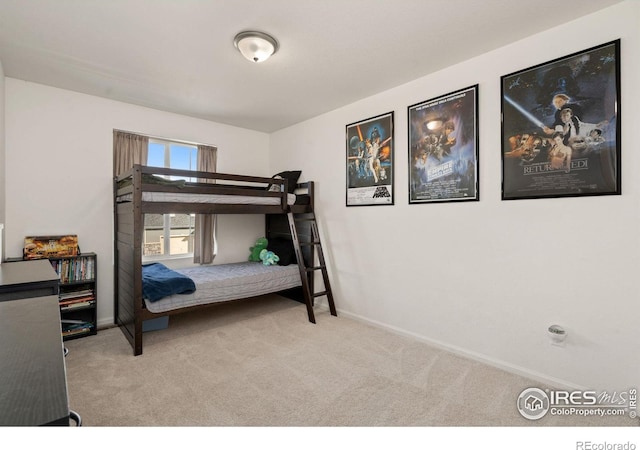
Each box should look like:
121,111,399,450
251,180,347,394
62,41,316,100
48,253,98,341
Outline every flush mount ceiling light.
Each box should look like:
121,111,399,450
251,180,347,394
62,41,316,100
233,31,279,63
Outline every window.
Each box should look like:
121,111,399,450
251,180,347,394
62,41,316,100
143,139,198,258
147,140,197,178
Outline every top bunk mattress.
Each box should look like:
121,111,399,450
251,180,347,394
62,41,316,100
118,192,297,205
144,261,301,313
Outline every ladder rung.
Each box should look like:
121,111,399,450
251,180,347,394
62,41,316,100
299,241,320,246
313,291,329,298
294,218,315,222
305,266,326,272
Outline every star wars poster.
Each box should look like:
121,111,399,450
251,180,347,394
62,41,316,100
501,40,620,200
408,85,479,203
346,112,394,206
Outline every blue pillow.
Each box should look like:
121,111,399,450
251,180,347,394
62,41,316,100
142,263,196,302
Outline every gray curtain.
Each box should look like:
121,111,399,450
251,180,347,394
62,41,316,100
113,130,148,177
193,145,218,264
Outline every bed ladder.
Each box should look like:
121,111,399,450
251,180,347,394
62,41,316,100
287,211,337,323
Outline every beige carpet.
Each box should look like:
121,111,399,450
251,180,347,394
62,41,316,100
64,294,636,427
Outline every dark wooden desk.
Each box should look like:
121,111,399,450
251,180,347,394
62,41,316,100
0,260,59,301
0,295,69,426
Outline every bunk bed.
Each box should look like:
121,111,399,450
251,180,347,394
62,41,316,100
114,164,318,356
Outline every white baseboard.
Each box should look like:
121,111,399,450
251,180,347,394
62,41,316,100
319,302,587,391
97,318,117,330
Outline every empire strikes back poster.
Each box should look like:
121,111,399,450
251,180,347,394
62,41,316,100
408,85,479,203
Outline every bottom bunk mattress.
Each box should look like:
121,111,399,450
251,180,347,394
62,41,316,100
143,261,302,314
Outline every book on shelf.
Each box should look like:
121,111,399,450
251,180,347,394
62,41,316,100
62,327,93,337
49,255,95,284
61,318,87,325
61,304,93,312
59,289,94,300
61,319,94,335
59,295,95,304
60,300,95,310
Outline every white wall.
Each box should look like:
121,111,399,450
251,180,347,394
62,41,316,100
5,79,270,327
270,1,640,391
0,58,5,244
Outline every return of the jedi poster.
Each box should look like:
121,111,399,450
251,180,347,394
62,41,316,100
501,40,620,200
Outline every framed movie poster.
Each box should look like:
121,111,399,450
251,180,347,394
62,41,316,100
408,85,479,204
346,111,394,206
501,40,621,200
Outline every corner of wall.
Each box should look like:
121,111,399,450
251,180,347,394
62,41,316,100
0,58,6,262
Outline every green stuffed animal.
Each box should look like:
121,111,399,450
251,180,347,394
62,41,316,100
249,237,268,262
260,249,279,266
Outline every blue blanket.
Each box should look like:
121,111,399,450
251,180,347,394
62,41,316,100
142,263,196,302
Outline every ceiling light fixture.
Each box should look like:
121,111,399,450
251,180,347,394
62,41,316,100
233,31,279,63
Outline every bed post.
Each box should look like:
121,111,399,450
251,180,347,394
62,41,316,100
308,181,315,211
114,165,145,356
132,165,144,355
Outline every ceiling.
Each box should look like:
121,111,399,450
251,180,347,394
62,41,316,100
0,0,623,133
